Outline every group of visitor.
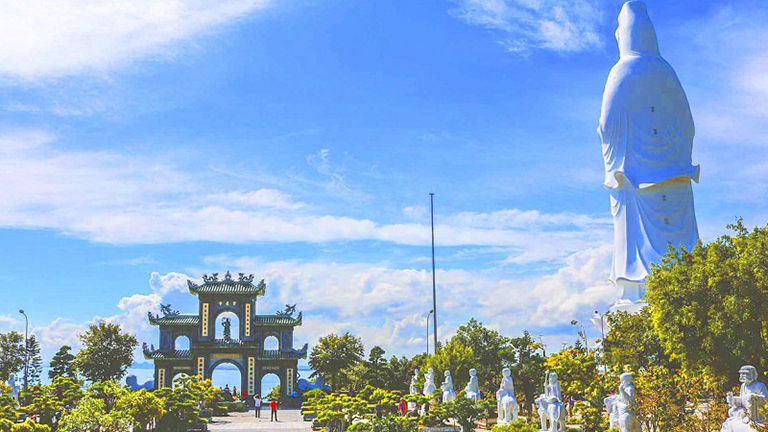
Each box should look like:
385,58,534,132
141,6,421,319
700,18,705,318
252,394,279,421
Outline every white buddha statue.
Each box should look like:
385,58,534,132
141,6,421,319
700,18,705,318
616,373,640,432
409,368,419,396
599,1,700,310
423,368,436,397
464,368,480,403
496,368,519,425
721,365,768,432
441,370,456,403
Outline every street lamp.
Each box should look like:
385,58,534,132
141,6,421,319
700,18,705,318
426,309,434,355
18,310,28,396
593,311,607,342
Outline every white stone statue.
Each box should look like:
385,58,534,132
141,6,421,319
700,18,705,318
423,368,436,397
616,373,640,432
535,371,565,432
604,393,619,429
410,368,419,396
495,368,519,425
599,1,700,311
721,365,768,432
441,370,456,403
464,368,480,403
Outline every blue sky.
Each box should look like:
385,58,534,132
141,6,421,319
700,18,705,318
1,0,767,367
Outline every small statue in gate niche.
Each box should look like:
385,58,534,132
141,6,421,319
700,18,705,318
276,304,297,317
222,317,232,342
160,303,179,316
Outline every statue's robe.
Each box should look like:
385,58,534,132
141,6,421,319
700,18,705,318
465,376,480,401
722,381,768,431
599,1,699,299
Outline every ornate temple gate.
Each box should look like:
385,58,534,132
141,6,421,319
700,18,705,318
144,272,307,406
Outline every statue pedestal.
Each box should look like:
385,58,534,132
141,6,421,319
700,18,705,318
610,280,647,313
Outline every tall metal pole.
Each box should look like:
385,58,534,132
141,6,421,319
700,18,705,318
426,310,434,355
430,193,438,352
19,310,28,396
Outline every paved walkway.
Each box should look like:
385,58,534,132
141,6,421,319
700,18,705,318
208,409,311,431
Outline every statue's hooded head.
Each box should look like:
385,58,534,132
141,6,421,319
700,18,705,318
620,372,633,385
469,368,477,377
502,368,511,378
616,1,659,58
739,365,758,383
445,370,451,377
549,372,558,383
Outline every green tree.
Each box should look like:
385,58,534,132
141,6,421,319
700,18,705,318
87,381,128,413
75,322,137,383
426,338,475,395
24,337,42,386
647,220,768,385
363,346,388,389
603,308,675,373
309,332,364,391
0,384,18,422
58,397,109,432
510,331,546,417
50,377,83,407
453,319,515,394
0,332,25,382
48,346,76,380
155,384,200,430
442,396,483,432
544,345,598,403
115,389,164,431
22,385,62,426
266,385,281,402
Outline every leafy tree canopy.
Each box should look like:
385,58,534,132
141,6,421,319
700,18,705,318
75,322,137,384
309,332,364,391
0,332,25,382
647,220,768,385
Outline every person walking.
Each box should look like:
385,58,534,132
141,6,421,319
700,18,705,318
253,394,262,418
270,399,278,422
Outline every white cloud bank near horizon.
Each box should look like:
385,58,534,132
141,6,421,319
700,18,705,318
1,245,618,365
0,0,274,80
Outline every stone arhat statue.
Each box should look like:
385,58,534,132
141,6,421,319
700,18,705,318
617,372,640,432
409,368,419,396
423,368,436,397
495,368,518,425
464,368,480,402
722,365,768,432
535,371,565,432
441,370,456,402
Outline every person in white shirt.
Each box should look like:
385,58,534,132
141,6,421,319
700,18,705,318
253,394,262,418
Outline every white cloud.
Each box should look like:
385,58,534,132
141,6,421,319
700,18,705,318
0,131,611,264
202,247,617,356
20,243,617,366
208,189,306,210
449,0,604,54
0,0,274,80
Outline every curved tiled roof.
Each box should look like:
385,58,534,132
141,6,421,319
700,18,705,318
188,276,266,296
254,312,302,327
261,344,308,360
143,349,192,360
148,313,199,326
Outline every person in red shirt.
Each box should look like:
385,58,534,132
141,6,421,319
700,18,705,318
269,399,278,422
